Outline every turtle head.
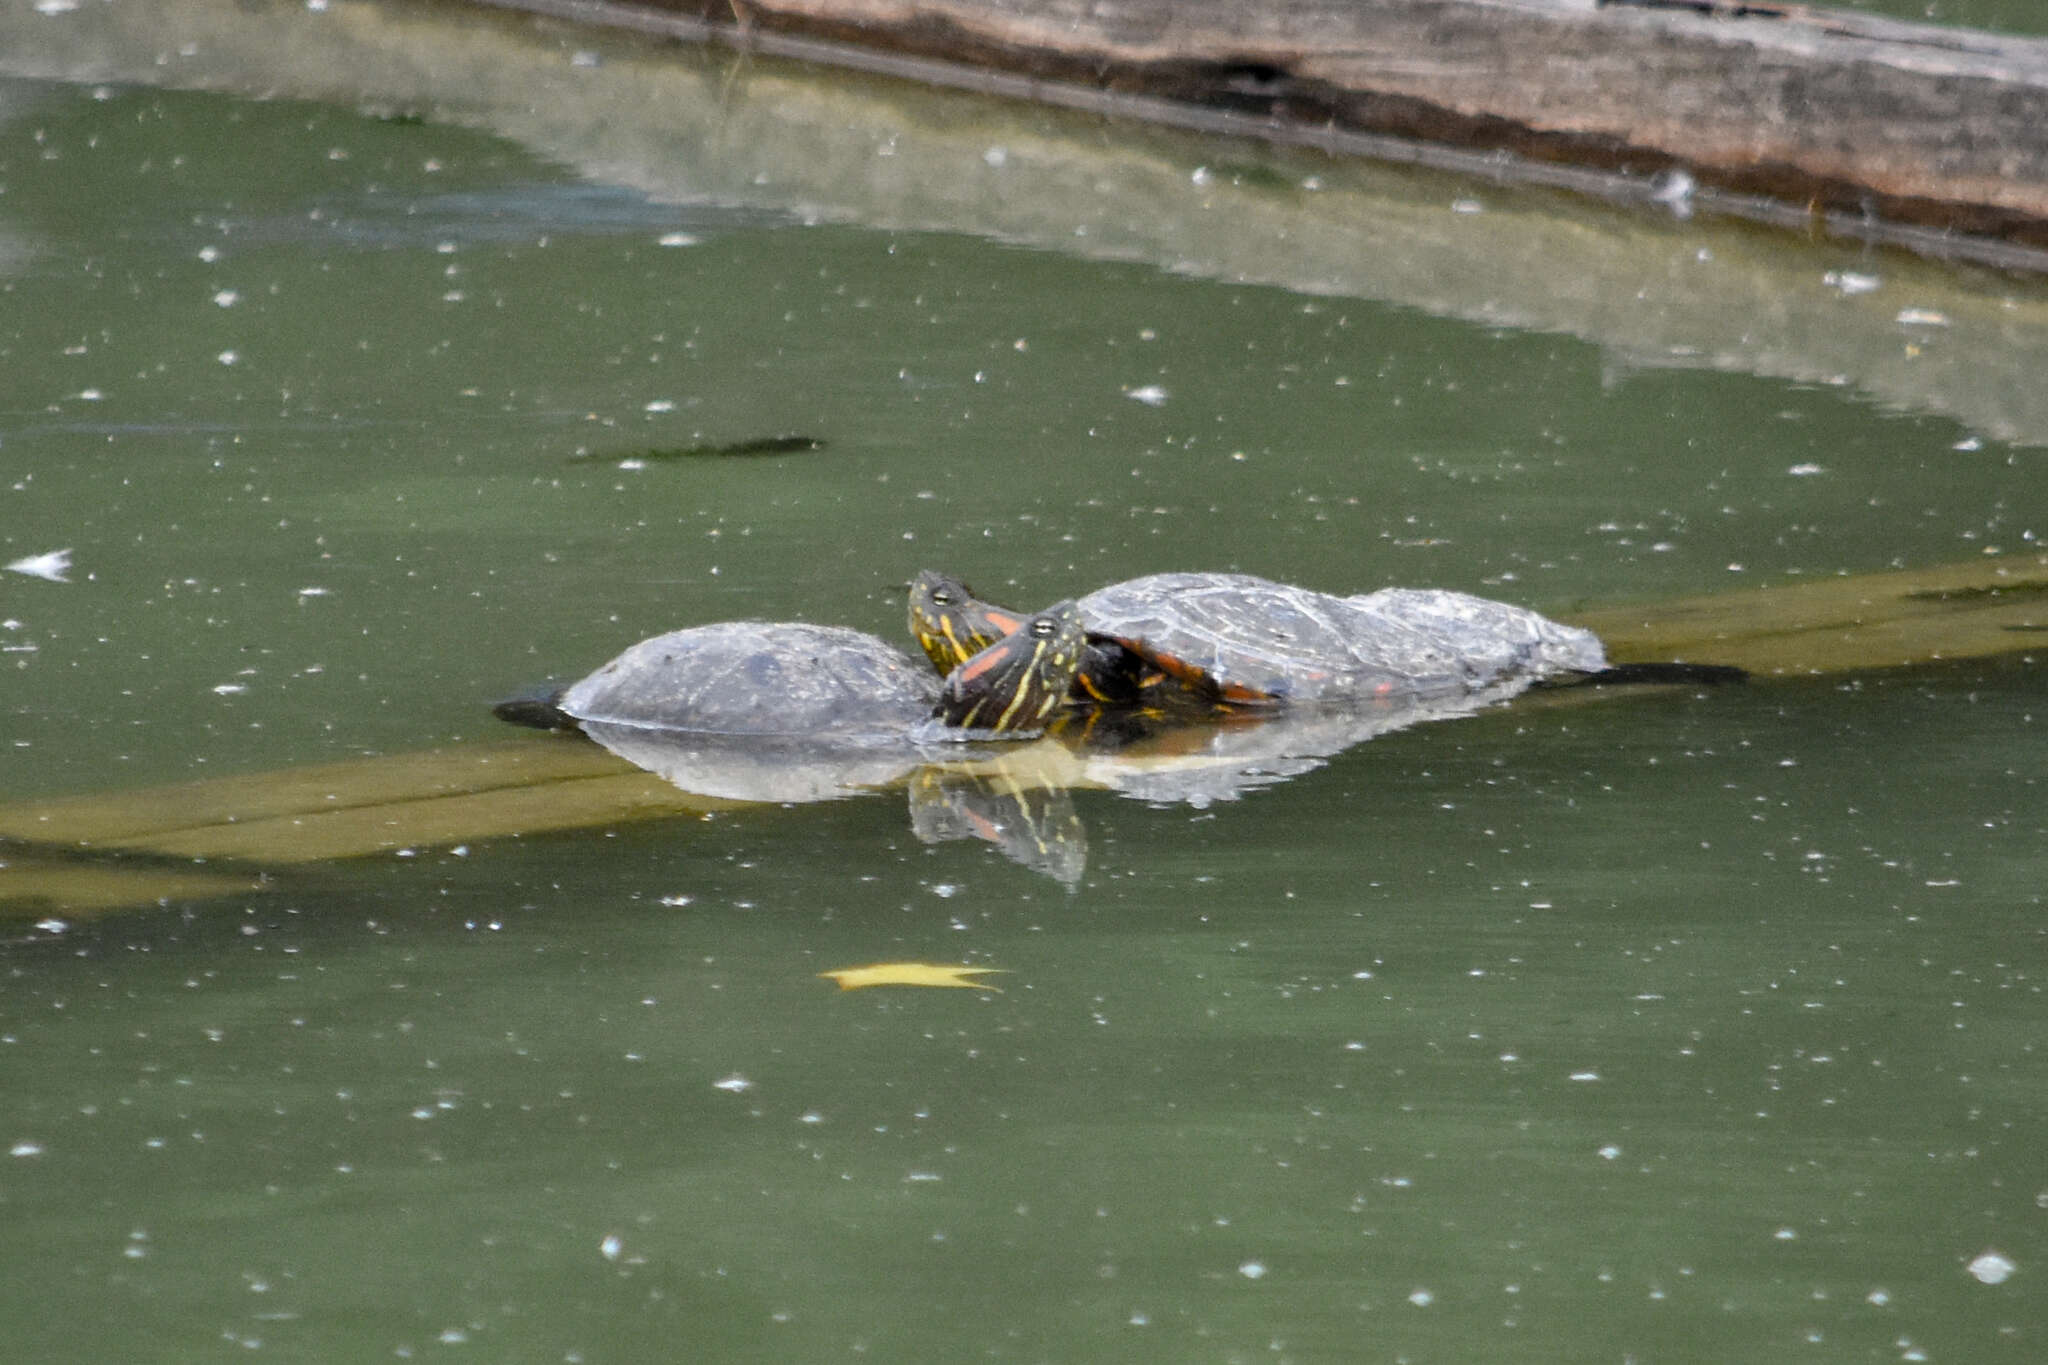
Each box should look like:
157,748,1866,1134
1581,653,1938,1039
931,600,1085,736
908,569,1029,676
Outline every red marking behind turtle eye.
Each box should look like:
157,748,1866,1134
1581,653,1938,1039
953,639,1017,684
985,608,1026,634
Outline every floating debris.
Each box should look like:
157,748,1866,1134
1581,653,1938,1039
570,435,825,463
818,962,1007,992
1966,1249,2016,1285
5,549,72,582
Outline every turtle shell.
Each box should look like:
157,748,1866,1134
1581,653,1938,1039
560,621,939,741
1074,573,1606,704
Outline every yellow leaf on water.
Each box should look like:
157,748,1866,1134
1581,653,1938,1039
819,962,1007,992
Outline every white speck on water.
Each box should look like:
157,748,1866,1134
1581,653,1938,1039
1598,1144,1621,1160
658,895,693,907
657,232,698,247
1125,385,1169,406
217,350,238,366
75,388,103,401
35,918,67,935
904,1171,942,1183
1866,1288,1890,1306
437,1328,468,1345
1127,1310,1150,1326
1408,1287,1434,1307
1775,1227,1798,1241
983,146,1008,167
1238,1261,1266,1280
213,290,239,308
296,586,329,599
198,245,222,263
212,683,247,696
599,1234,622,1262
713,1074,752,1093
1450,198,1483,214
35,0,81,14
1650,168,1695,206
1569,1070,1600,1082
1823,270,1881,295
1895,308,1949,327
1788,463,1825,476
1953,436,1982,451
931,883,960,899
1966,1249,2016,1284
570,48,600,67
10,1140,44,1157
6,549,72,582
644,399,676,413
616,458,646,471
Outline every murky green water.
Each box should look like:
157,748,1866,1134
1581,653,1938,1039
1843,0,2047,35
3,4,2044,1360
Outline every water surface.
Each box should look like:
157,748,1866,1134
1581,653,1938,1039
1,9,2043,1361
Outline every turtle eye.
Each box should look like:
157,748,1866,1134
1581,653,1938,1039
932,589,954,605
1030,617,1056,638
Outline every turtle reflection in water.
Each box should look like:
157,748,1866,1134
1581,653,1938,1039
491,577,1600,884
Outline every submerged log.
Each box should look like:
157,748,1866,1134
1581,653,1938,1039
472,0,2048,258
3,551,2040,914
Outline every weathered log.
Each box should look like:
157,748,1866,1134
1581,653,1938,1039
477,0,2048,256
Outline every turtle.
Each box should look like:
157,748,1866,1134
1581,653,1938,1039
493,602,1088,742
909,569,1615,708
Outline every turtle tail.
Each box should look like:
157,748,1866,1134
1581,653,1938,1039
491,684,580,731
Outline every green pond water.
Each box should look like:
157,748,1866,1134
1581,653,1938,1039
2,4,2045,1360
1842,0,2047,35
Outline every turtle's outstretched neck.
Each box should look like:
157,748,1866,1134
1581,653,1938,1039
491,685,580,731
